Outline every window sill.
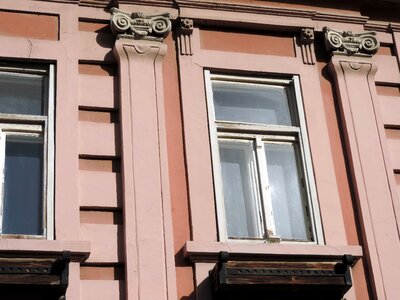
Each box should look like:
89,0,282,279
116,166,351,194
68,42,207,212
184,240,362,263
0,239,90,262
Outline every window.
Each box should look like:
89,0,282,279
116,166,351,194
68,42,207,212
0,63,54,238
205,72,321,243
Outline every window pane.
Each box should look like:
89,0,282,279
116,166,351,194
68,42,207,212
2,135,44,235
212,80,294,126
219,140,262,239
0,71,46,115
264,143,309,241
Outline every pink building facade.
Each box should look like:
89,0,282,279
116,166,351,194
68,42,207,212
0,0,399,299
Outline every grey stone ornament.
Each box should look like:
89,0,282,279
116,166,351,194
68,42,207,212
324,27,379,56
110,7,171,41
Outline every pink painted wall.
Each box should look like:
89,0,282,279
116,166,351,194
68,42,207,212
0,0,398,299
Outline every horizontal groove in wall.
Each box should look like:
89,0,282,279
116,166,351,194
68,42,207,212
80,209,123,225
79,62,117,76
80,264,125,280
79,20,110,33
79,157,121,172
376,84,400,97
79,109,119,123
377,44,396,56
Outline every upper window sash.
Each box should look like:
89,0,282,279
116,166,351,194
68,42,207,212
210,74,299,127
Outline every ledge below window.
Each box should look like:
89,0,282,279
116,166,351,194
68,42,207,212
0,239,90,262
184,241,362,262
0,239,90,299
210,251,355,300
184,242,362,300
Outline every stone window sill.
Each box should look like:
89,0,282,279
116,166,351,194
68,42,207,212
184,241,362,263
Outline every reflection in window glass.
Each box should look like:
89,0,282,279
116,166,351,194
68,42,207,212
2,135,44,235
0,72,45,116
212,81,294,126
264,143,308,241
219,140,261,239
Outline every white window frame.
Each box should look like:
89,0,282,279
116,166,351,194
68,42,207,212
205,71,323,244
0,64,55,239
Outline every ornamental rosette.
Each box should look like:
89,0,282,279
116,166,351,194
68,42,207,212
110,8,171,41
324,27,379,56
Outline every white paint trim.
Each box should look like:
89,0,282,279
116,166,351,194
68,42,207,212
204,70,228,241
46,64,55,240
293,75,324,244
0,130,5,235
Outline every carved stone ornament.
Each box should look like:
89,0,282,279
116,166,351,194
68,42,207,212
178,18,194,56
110,7,171,41
300,28,315,65
324,27,379,56
180,18,194,35
301,28,314,45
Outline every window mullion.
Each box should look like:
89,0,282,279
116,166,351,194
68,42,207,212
255,137,279,241
248,140,264,239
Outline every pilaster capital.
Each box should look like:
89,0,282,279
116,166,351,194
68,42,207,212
323,27,379,57
113,38,168,67
110,7,171,41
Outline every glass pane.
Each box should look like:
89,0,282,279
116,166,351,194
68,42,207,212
219,140,262,239
212,80,294,126
0,71,46,115
264,143,309,241
2,135,44,235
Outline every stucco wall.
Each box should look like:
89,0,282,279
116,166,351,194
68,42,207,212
0,0,399,299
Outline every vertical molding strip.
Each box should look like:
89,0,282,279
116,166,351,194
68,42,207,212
328,54,400,300
111,9,177,299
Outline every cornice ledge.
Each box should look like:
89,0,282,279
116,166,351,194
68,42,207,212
390,23,400,32
324,27,379,57
117,0,175,8
79,0,111,8
45,0,79,3
175,0,315,18
176,0,369,25
313,12,369,25
110,7,172,41
364,21,391,32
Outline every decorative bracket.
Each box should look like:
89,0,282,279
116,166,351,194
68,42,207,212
210,251,354,300
110,7,171,41
178,18,194,55
300,28,316,65
0,250,71,299
324,27,379,57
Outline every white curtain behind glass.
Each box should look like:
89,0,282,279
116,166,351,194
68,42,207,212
219,141,261,239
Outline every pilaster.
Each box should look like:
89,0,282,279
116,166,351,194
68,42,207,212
111,8,177,300
326,27,400,300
